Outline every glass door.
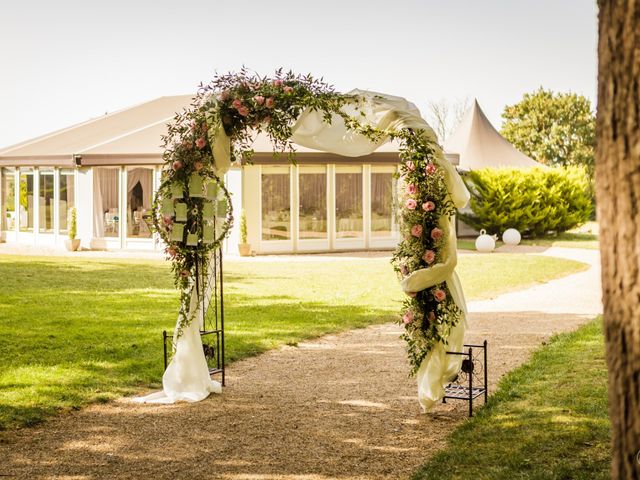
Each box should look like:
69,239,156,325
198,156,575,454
298,166,328,251
370,166,399,248
18,168,35,234
260,166,293,252
1,168,16,234
38,169,55,234
93,167,120,239
334,166,365,249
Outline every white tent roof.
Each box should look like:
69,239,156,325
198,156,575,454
444,100,541,170
0,95,400,167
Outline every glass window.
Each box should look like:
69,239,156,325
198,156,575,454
126,168,154,238
39,169,54,233
299,167,327,240
371,171,397,237
94,168,120,238
59,170,75,234
335,167,363,239
261,167,290,241
2,168,16,231
19,169,34,232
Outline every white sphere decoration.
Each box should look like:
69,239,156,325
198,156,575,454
475,229,496,253
502,228,522,246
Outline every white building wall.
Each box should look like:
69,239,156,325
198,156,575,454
243,165,261,251
76,167,94,250
224,167,243,255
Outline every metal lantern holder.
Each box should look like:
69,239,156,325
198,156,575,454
443,340,488,417
162,247,226,386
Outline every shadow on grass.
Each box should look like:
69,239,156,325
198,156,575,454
0,254,396,431
412,318,610,480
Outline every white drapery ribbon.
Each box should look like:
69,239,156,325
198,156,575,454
135,90,469,409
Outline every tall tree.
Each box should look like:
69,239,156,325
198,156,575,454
596,1,640,478
426,97,470,143
501,88,595,171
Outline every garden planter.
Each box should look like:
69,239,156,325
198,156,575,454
64,239,81,252
238,243,251,256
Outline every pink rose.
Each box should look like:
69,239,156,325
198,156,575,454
411,224,423,238
237,106,250,117
406,199,417,210
400,265,409,275
180,269,190,279
172,160,183,171
431,227,443,240
426,163,437,175
406,184,417,195
406,161,415,171
283,86,294,94
422,201,436,212
232,99,243,109
167,245,178,258
402,310,414,324
273,79,283,87
253,95,265,105
163,215,173,226
427,311,436,322
422,250,436,264
195,137,206,149
433,289,447,302
194,161,204,171
265,97,275,108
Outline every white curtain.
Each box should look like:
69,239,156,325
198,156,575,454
93,168,119,238
127,168,153,210
136,89,469,409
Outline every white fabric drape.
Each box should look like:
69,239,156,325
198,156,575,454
137,89,469,409
134,255,222,404
93,168,119,238
126,168,153,210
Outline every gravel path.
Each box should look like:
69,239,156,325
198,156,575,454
0,247,602,480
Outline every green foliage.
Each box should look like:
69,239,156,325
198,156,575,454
412,318,610,480
460,167,592,237
391,134,461,375
501,88,595,172
68,207,77,240
239,209,248,244
0,254,586,430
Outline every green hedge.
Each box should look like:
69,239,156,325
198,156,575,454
459,167,592,237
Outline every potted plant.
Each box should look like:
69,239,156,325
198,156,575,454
238,209,251,256
64,207,81,252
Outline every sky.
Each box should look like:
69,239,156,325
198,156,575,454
0,0,598,148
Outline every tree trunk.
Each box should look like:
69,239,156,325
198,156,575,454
596,1,640,478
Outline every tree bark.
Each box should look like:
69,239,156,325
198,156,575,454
596,1,640,478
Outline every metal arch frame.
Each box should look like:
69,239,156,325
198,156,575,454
163,246,225,386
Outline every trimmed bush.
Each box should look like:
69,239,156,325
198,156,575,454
459,166,592,237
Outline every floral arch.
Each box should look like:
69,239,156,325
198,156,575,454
136,70,470,410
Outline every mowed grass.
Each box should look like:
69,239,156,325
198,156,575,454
0,252,586,430
412,318,610,480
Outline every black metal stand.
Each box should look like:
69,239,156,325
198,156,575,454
163,248,225,386
442,340,488,417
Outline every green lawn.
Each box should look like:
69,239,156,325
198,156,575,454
0,253,586,430
412,318,610,480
